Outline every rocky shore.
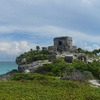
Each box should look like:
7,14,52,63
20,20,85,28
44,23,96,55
0,69,18,81
0,60,50,81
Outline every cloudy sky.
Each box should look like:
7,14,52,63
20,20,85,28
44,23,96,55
0,0,100,61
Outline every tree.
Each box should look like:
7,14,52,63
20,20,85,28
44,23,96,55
92,49,99,55
77,48,83,53
30,49,33,52
36,46,40,51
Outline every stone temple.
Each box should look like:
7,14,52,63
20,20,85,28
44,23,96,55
48,36,77,53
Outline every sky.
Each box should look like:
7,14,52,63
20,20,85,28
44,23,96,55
0,0,100,61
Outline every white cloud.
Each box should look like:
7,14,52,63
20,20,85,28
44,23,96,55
92,44,100,49
75,41,100,51
0,41,36,55
0,0,100,61
84,44,100,51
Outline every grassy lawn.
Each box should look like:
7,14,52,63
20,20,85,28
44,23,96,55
0,74,100,100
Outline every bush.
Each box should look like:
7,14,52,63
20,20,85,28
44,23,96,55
61,68,86,82
10,73,58,81
53,57,65,63
16,50,54,64
36,62,68,76
83,71,94,80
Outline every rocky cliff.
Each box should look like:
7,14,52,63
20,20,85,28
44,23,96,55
18,60,51,73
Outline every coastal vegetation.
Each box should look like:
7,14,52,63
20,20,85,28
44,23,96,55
16,47,99,65
36,58,100,79
16,48,100,80
78,48,100,56
0,73,100,100
16,49,54,64
1,48,100,99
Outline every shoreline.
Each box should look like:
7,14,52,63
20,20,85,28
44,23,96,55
0,69,18,81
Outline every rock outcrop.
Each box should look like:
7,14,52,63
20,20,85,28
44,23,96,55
18,60,51,73
16,58,27,65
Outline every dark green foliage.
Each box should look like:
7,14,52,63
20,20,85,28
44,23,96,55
77,48,94,57
16,49,54,64
86,61,100,78
92,49,100,55
36,58,69,76
70,60,100,79
61,68,94,81
53,57,65,63
83,71,94,79
10,73,57,81
36,46,40,51
16,48,100,79
77,47,100,57
35,58,100,79
77,48,83,53
72,60,100,79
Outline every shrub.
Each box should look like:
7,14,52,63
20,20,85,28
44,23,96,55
36,62,68,76
16,50,54,64
10,73,58,81
61,68,86,82
83,71,94,80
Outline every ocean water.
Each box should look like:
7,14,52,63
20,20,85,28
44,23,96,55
0,62,18,75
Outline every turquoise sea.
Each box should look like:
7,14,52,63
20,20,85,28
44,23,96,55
0,62,18,75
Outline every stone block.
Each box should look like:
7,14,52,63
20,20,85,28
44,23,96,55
64,55,73,63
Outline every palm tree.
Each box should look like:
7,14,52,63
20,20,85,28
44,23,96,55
36,46,40,51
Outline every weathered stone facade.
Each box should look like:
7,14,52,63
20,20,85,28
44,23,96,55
48,36,77,53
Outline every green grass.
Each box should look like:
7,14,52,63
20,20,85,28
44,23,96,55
0,73,100,100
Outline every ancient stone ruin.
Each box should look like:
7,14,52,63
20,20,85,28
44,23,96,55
48,36,77,53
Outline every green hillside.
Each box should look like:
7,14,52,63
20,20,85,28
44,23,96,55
0,73,100,100
16,49,54,64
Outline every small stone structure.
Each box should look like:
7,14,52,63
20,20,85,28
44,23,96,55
78,55,87,62
64,55,74,63
48,36,77,53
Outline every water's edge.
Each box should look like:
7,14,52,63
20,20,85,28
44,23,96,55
0,62,18,75
0,69,18,80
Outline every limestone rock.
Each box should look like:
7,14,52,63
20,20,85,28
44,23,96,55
16,58,27,65
18,60,43,73
64,55,73,63
61,70,85,82
21,58,27,64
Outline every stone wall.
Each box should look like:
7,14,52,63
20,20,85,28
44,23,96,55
48,46,57,52
54,36,72,52
48,36,77,53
